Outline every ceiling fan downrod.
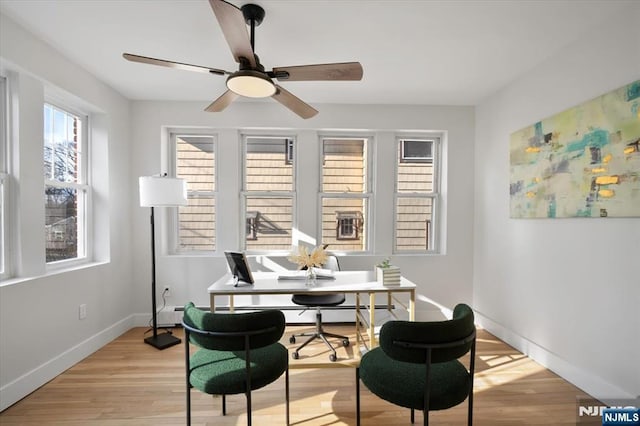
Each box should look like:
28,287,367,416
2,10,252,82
240,4,265,54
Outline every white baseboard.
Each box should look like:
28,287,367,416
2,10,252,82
0,315,135,412
475,311,634,401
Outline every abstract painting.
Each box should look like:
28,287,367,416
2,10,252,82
510,80,640,218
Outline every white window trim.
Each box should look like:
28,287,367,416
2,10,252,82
44,102,91,270
168,130,218,255
393,134,442,254
0,75,9,279
317,135,374,254
240,133,297,254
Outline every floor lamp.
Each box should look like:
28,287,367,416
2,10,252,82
139,175,187,350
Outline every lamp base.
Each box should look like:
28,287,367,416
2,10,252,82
144,332,181,350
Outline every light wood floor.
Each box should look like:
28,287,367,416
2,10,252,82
0,325,592,425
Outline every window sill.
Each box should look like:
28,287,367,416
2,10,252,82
0,260,110,288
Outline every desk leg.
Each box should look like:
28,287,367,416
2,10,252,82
209,294,215,312
410,289,415,321
369,293,376,347
355,292,361,354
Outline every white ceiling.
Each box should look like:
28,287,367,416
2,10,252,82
0,0,634,107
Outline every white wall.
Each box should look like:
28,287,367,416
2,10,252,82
474,3,640,400
130,101,476,322
0,12,134,410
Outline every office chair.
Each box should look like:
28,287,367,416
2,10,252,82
182,302,289,426
289,255,350,362
358,303,476,426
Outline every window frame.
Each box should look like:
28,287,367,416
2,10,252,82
393,134,441,254
240,133,297,254
318,135,373,253
169,131,218,254
0,75,9,279
43,101,91,268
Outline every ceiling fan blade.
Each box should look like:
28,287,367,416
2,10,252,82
123,53,228,75
205,90,239,112
272,85,318,119
272,62,363,81
209,0,256,68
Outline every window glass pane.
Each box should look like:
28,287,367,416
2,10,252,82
397,140,434,193
322,139,366,193
321,197,367,251
401,140,433,162
245,137,293,192
176,135,215,192
44,105,80,184
175,134,215,251
179,196,215,250
244,196,292,250
395,196,433,251
45,185,79,262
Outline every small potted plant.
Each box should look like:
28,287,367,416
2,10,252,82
376,258,401,286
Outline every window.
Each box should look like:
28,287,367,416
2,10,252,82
174,134,216,251
320,137,370,251
43,103,89,264
336,211,362,240
401,139,433,163
395,137,440,252
242,136,295,251
0,76,8,278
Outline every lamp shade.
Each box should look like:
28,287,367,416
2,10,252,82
139,176,188,207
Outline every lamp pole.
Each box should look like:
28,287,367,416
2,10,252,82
144,205,181,349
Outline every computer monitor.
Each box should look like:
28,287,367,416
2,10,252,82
224,251,254,286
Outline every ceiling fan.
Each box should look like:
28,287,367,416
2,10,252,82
123,0,363,119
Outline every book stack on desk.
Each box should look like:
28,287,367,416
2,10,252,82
376,265,401,286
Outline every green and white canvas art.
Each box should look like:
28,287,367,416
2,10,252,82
509,80,640,218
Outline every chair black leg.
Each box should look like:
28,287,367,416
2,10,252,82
185,330,191,426
247,390,252,426
356,368,361,426
411,408,414,424
285,367,290,425
222,394,226,415
186,388,191,426
468,391,473,426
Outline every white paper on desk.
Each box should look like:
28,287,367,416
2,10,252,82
277,268,335,280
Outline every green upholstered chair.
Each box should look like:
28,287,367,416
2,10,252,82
358,303,476,426
182,302,289,426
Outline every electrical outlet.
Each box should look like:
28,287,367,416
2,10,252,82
79,304,87,320
163,286,171,297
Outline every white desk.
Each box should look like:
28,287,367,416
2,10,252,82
208,270,416,353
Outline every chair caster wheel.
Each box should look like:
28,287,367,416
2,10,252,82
342,339,350,347
330,354,337,362
292,351,299,360
289,336,296,344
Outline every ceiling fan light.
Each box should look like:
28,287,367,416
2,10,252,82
226,71,276,98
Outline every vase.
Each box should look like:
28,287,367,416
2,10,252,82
305,267,317,286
